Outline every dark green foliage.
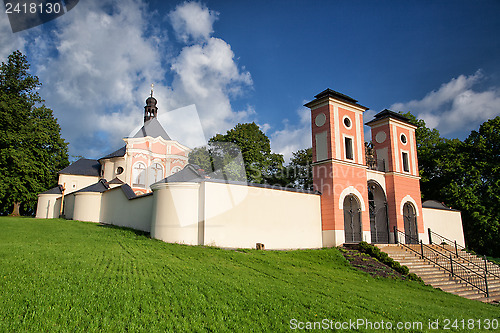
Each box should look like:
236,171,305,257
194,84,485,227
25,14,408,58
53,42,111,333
401,112,500,257
187,143,247,181
0,51,69,215
286,147,313,190
357,242,423,282
189,122,285,184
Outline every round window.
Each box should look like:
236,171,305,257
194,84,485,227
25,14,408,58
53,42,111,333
375,131,386,143
343,116,352,129
400,134,407,144
116,166,124,175
315,113,326,127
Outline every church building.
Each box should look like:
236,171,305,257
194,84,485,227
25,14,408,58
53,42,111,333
35,88,465,250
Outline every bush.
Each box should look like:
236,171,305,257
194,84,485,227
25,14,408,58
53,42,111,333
357,242,422,282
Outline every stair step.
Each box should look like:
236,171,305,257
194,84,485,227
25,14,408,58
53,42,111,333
378,245,499,302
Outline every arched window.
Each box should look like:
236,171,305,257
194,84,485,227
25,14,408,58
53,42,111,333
149,162,164,186
170,166,182,175
133,162,146,187
403,202,418,244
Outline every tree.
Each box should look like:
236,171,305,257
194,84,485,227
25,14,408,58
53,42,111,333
287,148,313,190
208,122,284,184
0,50,69,216
403,111,500,256
399,112,449,189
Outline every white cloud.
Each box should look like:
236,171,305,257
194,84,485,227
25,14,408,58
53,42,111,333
269,107,311,163
0,11,29,61
30,0,167,157
390,71,500,136
1,0,254,159
169,1,219,43
170,36,253,136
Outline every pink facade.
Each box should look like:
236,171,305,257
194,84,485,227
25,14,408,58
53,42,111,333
306,89,424,245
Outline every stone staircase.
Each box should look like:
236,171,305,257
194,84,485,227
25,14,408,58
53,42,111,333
377,244,500,303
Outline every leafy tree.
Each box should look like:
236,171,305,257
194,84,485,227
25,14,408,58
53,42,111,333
399,112,449,188
208,122,284,184
0,50,69,216
188,143,246,181
287,148,313,190
402,111,500,256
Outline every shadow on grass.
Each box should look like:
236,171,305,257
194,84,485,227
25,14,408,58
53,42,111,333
97,223,150,237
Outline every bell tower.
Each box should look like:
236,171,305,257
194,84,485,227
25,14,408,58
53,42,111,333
144,83,158,123
305,89,370,246
366,110,424,243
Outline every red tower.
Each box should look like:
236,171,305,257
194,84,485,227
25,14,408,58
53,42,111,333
366,110,424,243
305,89,371,246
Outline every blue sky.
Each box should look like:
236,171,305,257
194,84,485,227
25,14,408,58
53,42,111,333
1,0,500,162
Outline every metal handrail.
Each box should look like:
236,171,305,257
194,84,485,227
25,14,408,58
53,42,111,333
394,228,490,298
428,229,500,280
428,228,466,252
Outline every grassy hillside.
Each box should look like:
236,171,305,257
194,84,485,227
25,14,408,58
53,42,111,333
0,217,498,332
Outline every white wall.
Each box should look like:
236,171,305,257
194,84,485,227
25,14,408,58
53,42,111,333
422,208,465,247
150,183,201,245
59,174,100,194
73,192,102,223
149,181,323,249
202,182,323,249
35,194,62,219
100,187,153,232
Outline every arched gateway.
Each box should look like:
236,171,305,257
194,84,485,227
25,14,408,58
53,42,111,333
368,181,389,243
343,195,362,243
403,202,418,244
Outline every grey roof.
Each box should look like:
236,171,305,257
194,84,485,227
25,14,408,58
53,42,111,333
74,179,109,193
133,118,170,140
152,164,320,195
100,146,126,160
153,164,204,185
39,185,63,195
59,158,101,176
119,183,137,199
422,200,460,212
304,88,368,110
365,109,414,126
108,177,125,185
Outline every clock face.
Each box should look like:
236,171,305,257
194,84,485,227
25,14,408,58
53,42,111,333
375,130,386,143
315,113,326,127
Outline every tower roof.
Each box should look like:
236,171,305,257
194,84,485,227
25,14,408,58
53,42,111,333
133,117,171,140
304,88,368,110
365,109,415,127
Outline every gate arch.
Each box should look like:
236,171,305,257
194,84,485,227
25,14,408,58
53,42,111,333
368,181,389,243
343,194,362,243
403,202,418,244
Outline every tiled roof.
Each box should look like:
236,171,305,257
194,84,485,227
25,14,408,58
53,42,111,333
108,177,125,185
422,200,460,212
74,179,109,193
58,158,101,177
133,118,170,140
365,109,414,126
39,185,64,195
304,88,368,110
100,146,126,160
152,164,320,194
152,164,204,185
119,183,137,199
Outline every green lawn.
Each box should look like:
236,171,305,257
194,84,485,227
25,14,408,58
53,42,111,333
0,217,498,332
